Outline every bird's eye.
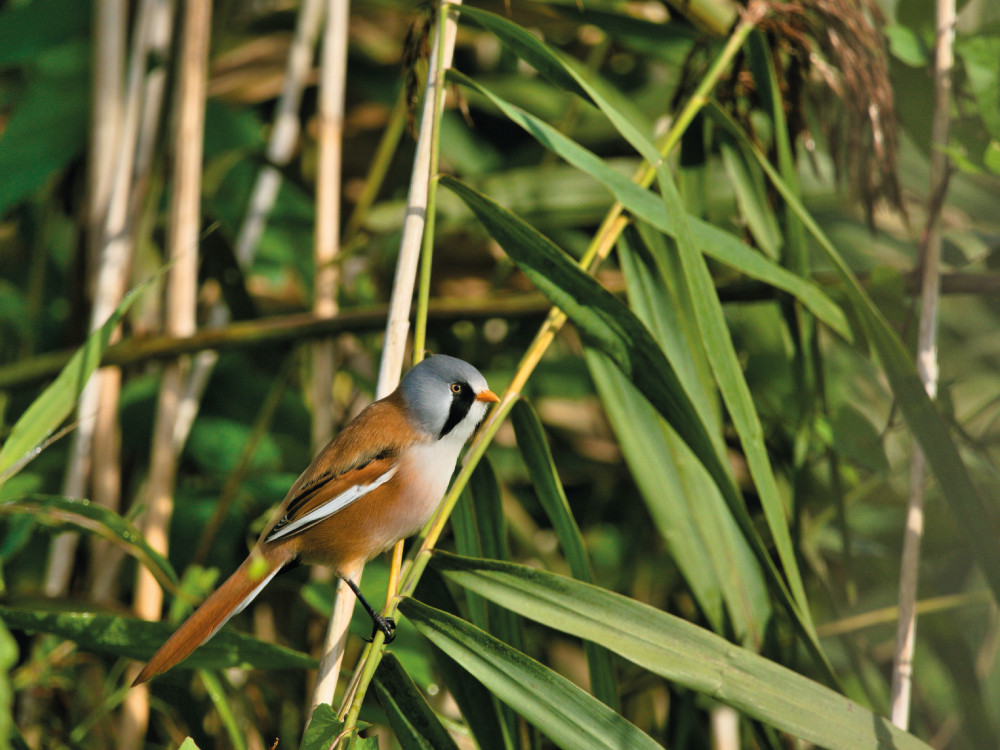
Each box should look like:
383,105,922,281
450,383,462,394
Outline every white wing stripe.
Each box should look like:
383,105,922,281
265,465,398,541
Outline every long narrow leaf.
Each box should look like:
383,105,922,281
442,174,831,680
468,460,523,652
433,553,932,750
198,670,247,750
510,399,620,710
612,225,770,646
652,156,815,627
448,68,849,339
0,606,317,672
374,652,461,750
414,568,515,750
455,461,524,743
0,494,179,591
0,277,149,484
706,101,1000,601
399,597,663,750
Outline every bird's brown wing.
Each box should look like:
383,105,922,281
262,396,418,543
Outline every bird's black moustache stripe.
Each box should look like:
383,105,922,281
439,382,476,439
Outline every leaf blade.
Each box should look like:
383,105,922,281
510,399,620,709
400,597,663,750
433,553,932,750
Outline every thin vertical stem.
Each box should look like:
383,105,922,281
235,0,325,267
44,0,127,598
311,0,463,716
890,0,954,728
171,0,325,458
374,0,462,398
91,0,176,602
119,0,211,746
307,0,351,713
311,0,349,451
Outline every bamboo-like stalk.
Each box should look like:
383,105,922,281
311,0,349,451
336,9,764,739
890,0,954,728
307,0,351,713
374,0,461,398
43,0,127,599
313,0,463,714
170,0,325,460
90,0,176,603
119,0,211,745
235,0,325,267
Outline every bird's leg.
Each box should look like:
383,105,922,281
343,578,396,644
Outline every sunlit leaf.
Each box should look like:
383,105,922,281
707,101,1000,603
0,274,152,484
442,174,829,679
447,68,849,339
433,553,932,750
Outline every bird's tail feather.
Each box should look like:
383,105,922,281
132,554,282,685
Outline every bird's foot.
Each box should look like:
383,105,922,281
365,614,396,644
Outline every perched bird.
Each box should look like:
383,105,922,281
133,355,498,685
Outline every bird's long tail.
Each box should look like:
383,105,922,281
132,553,283,685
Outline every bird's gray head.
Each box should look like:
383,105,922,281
400,355,496,441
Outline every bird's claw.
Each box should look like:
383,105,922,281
365,614,396,644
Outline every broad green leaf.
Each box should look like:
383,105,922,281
455,6,839,626
0,274,151,484
458,7,658,168
442,174,830,680
441,175,727,496
466,459,526,688
444,481,523,745
707,101,1000,603
510,399,619,709
451,490,490,631
0,605,317,672
652,149,816,630
374,652,461,750
955,35,1000,140
587,350,724,630
447,68,849,339
178,739,202,750
433,553,932,750
0,495,179,592
399,598,663,750
415,569,514,750
469,7,814,635
591,229,769,645
301,705,343,750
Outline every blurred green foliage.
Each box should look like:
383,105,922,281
0,0,999,748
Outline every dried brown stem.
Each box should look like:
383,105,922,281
890,0,954,729
119,0,211,745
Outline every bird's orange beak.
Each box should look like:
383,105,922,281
476,389,500,403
